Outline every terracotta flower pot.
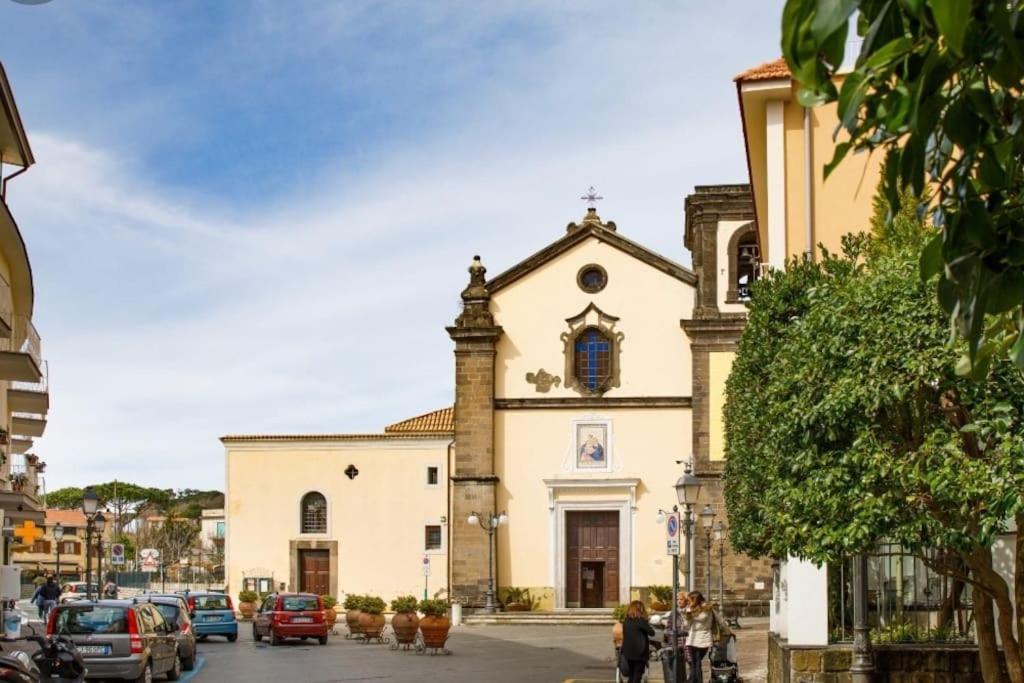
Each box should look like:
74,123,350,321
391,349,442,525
651,601,669,612
391,611,420,644
419,614,451,649
505,603,529,612
324,607,337,627
346,609,363,635
358,612,385,638
612,622,623,648
239,602,255,619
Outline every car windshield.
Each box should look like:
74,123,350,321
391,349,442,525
54,606,127,634
282,596,318,611
154,604,179,623
194,595,229,610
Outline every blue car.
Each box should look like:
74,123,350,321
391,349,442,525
181,591,238,642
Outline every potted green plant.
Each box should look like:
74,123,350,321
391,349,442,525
390,595,420,645
358,595,386,638
343,594,364,636
648,585,672,612
501,587,533,612
611,604,628,648
238,590,258,619
417,598,450,648
321,595,338,628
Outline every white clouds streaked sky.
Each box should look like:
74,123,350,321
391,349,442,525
0,1,784,490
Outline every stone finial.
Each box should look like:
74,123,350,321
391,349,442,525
567,208,617,232
454,254,495,328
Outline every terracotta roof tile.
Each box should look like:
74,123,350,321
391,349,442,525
734,57,791,83
45,509,86,526
384,407,454,434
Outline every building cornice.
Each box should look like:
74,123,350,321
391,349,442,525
495,397,691,410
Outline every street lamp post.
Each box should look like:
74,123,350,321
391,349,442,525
467,510,507,613
81,487,106,601
671,460,702,683
713,521,725,606
700,504,715,598
53,523,64,583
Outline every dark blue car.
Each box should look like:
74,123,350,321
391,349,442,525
182,591,238,642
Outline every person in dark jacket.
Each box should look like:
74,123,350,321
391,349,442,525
37,576,61,619
621,600,655,683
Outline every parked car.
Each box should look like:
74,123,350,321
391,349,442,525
47,599,182,681
180,591,238,642
136,595,196,671
252,593,328,646
59,583,99,603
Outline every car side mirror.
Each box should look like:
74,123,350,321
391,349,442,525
189,611,196,620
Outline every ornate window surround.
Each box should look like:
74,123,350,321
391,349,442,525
576,263,608,293
726,222,758,304
560,303,624,396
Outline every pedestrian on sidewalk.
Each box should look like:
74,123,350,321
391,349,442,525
621,600,655,683
38,576,61,620
662,591,690,683
683,592,730,683
30,582,44,620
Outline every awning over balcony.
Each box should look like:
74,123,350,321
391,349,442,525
11,413,45,438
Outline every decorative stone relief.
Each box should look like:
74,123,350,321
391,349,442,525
525,369,561,393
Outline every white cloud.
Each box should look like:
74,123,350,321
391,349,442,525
2,1,784,490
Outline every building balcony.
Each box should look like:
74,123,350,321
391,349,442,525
0,316,41,383
0,462,43,525
8,360,48,415
11,412,45,438
10,437,31,454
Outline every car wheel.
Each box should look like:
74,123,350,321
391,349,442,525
227,632,238,643
196,634,208,642
318,635,328,646
133,661,153,683
270,629,281,647
182,650,196,671
165,652,182,681
253,623,262,642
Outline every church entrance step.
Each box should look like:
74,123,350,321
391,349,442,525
463,609,614,626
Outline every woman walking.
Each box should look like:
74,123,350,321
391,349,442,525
621,600,655,683
662,592,690,683
683,591,729,683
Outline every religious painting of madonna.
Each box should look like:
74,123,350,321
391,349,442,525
574,421,610,471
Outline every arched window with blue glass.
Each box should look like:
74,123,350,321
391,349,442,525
573,327,613,393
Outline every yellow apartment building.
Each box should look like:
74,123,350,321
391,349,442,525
13,510,91,581
0,62,50,540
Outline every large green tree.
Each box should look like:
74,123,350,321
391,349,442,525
724,224,1024,682
781,0,1024,374
45,482,171,532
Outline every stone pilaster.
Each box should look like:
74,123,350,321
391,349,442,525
446,256,502,606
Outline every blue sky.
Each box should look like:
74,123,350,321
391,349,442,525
0,0,784,490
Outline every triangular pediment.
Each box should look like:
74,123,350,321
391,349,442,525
486,220,696,294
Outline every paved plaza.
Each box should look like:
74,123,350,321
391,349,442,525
176,619,769,683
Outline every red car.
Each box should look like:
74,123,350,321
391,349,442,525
252,593,329,646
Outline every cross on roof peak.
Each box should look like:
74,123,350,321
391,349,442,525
580,186,603,209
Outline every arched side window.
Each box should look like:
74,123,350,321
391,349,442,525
300,492,327,534
574,327,613,393
726,223,760,303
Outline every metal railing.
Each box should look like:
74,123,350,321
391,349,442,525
12,316,41,369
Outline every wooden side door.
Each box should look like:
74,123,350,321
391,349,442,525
566,511,620,608
299,550,330,596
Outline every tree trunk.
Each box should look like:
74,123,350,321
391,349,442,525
974,583,1005,683
969,548,1024,683
1016,514,1023,648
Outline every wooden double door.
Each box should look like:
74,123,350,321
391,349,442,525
299,549,330,596
566,510,620,608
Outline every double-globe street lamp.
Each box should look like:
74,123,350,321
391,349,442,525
81,487,106,601
466,510,507,614
655,460,702,683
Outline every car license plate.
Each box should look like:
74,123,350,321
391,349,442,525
204,615,221,622
77,645,110,656
291,617,312,623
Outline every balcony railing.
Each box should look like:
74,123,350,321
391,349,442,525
12,316,40,369
11,360,47,394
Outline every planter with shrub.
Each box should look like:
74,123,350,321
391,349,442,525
321,595,338,628
648,585,672,612
501,587,535,612
238,590,258,619
389,595,420,646
417,598,451,651
358,596,387,639
611,604,628,648
343,594,364,637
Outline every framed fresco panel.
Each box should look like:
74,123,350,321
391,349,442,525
572,419,612,473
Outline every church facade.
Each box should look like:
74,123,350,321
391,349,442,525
224,184,773,614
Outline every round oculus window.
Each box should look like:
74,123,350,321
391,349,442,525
577,265,608,293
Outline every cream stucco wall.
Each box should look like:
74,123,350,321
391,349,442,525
494,408,692,606
225,438,449,602
491,235,694,399
708,351,735,462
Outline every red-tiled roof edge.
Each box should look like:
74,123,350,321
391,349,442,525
221,432,450,443
384,406,454,433
734,57,791,83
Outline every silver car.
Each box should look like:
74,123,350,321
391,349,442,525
48,600,181,682
137,595,197,671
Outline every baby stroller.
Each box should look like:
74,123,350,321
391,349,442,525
709,634,740,683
